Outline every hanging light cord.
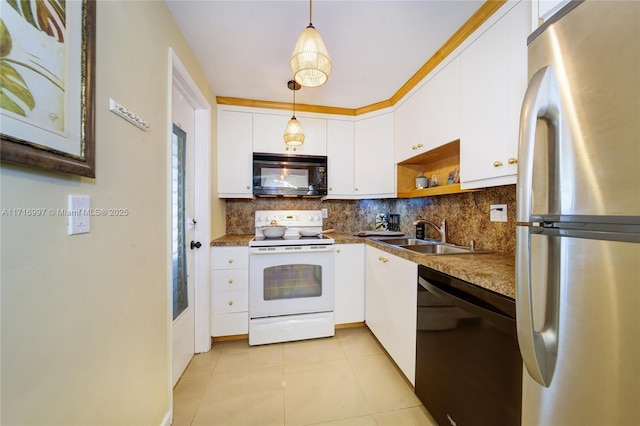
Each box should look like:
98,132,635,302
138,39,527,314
292,88,296,118
309,0,313,25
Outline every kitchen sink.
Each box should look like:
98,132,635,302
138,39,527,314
400,244,471,255
373,237,492,256
372,237,435,246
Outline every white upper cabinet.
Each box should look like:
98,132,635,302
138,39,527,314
533,0,570,28
327,114,395,199
354,112,396,197
217,109,253,198
252,113,327,156
394,56,461,163
459,1,529,189
326,119,355,198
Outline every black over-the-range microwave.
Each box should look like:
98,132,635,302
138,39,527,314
252,152,327,197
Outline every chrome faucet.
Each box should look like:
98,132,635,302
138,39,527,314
413,218,447,243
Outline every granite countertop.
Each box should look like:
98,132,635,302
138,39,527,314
211,232,515,299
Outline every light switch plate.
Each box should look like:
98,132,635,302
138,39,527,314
490,204,508,222
321,208,328,219
68,195,90,235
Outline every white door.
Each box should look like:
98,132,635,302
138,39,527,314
171,85,196,386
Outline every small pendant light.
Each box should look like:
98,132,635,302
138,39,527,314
289,0,331,88
283,80,305,146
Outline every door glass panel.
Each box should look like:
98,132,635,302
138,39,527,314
172,124,188,320
263,264,322,300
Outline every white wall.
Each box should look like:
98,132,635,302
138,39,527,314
0,1,222,424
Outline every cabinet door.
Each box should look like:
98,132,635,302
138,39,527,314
217,110,253,197
326,120,355,197
334,244,365,324
354,113,396,197
460,1,528,188
365,246,417,384
423,56,460,152
394,88,427,163
212,246,249,270
395,57,460,163
298,116,327,155
365,247,389,344
253,113,326,155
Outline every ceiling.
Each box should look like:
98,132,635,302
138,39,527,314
165,1,485,110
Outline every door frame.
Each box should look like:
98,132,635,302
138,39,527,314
168,49,212,359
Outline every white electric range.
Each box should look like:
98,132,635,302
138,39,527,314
248,210,335,345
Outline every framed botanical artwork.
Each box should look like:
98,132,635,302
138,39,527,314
0,0,96,178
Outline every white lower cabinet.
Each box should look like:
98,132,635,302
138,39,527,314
365,246,417,384
334,244,365,324
211,247,249,337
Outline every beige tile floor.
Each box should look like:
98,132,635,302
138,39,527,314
173,326,438,426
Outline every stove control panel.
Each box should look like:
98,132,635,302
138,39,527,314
255,210,323,227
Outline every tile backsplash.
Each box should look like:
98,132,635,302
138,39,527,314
225,184,516,254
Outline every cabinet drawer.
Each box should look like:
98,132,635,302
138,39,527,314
212,247,249,270
212,269,248,293
211,312,248,336
212,290,248,314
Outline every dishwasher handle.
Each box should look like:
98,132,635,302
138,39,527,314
419,276,515,335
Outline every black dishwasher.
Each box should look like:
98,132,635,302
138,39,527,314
416,265,522,426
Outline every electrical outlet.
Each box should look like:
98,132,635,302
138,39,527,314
321,208,328,219
490,204,507,222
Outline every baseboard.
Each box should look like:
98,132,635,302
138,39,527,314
335,321,366,329
212,333,248,343
212,322,366,343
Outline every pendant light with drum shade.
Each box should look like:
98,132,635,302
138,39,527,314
283,80,304,147
289,0,331,88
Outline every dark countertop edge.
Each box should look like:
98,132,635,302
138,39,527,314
210,233,515,299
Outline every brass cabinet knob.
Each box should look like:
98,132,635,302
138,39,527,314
336,249,341,254
508,157,518,164
228,300,233,306
228,259,233,264
378,256,389,263
329,187,333,191
228,279,233,284
417,143,423,149
246,185,251,190
355,187,359,191
411,145,417,150
493,161,503,167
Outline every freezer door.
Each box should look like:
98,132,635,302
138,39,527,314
520,0,640,220
520,233,640,425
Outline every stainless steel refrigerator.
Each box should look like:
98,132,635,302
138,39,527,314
516,1,639,425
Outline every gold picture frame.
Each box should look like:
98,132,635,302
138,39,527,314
0,0,96,178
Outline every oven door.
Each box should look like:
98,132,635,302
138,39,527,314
249,248,334,318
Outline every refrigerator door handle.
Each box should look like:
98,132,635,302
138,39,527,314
516,65,562,387
516,65,561,223
516,226,560,388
